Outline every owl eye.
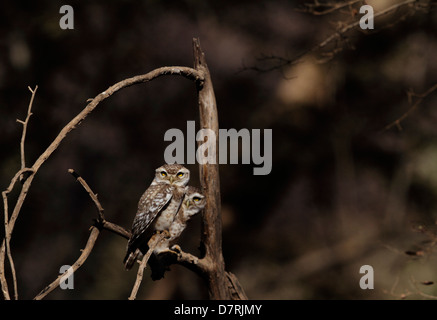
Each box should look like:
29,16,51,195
193,197,201,202
177,172,184,178
160,171,167,177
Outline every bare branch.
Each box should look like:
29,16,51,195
1,171,30,300
309,0,417,57
248,0,421,72
68,169,105,222
101,220,130,240
384,83,437,131
18,86,37,177
34,227,100,300
1,85,38,300
296,0,363,16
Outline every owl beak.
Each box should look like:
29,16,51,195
185,199,192,207
169,176,174,184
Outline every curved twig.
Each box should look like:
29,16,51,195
34,227,100,300
384,83,437,131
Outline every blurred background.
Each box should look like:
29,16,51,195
1,0,437,299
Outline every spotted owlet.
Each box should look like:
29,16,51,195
123,164,190,270
149,186,206,280
154,186,206,254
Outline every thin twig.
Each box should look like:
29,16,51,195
311,0,417,55
18,86,37,174
34,227,100,300
101,220,131,239
1,168,33,300
384,275,437,300
68,169,105,221
128,231,169,300
68,168,131,240
384,83,437,131
296,0,363,16
1,86,38,300
247,0,419,72
409,276,437,300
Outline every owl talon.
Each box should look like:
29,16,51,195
170,244,182,254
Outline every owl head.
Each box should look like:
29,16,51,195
183,186,206,217
154,164,190,187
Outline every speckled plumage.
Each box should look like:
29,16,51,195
123,164,190,270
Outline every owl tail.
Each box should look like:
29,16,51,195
123,248,142,270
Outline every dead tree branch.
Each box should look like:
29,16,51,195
3,39,247,300
193,38,233,299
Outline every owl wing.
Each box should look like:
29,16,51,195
131,184,174,238
127,183,174,248
124,183,175,269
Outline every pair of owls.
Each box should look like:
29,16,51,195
123,164,206,271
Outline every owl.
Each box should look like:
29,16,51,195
149,186,206,280
123,163,190,270
154,186,206,254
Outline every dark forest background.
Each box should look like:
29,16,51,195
1,0,437,299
